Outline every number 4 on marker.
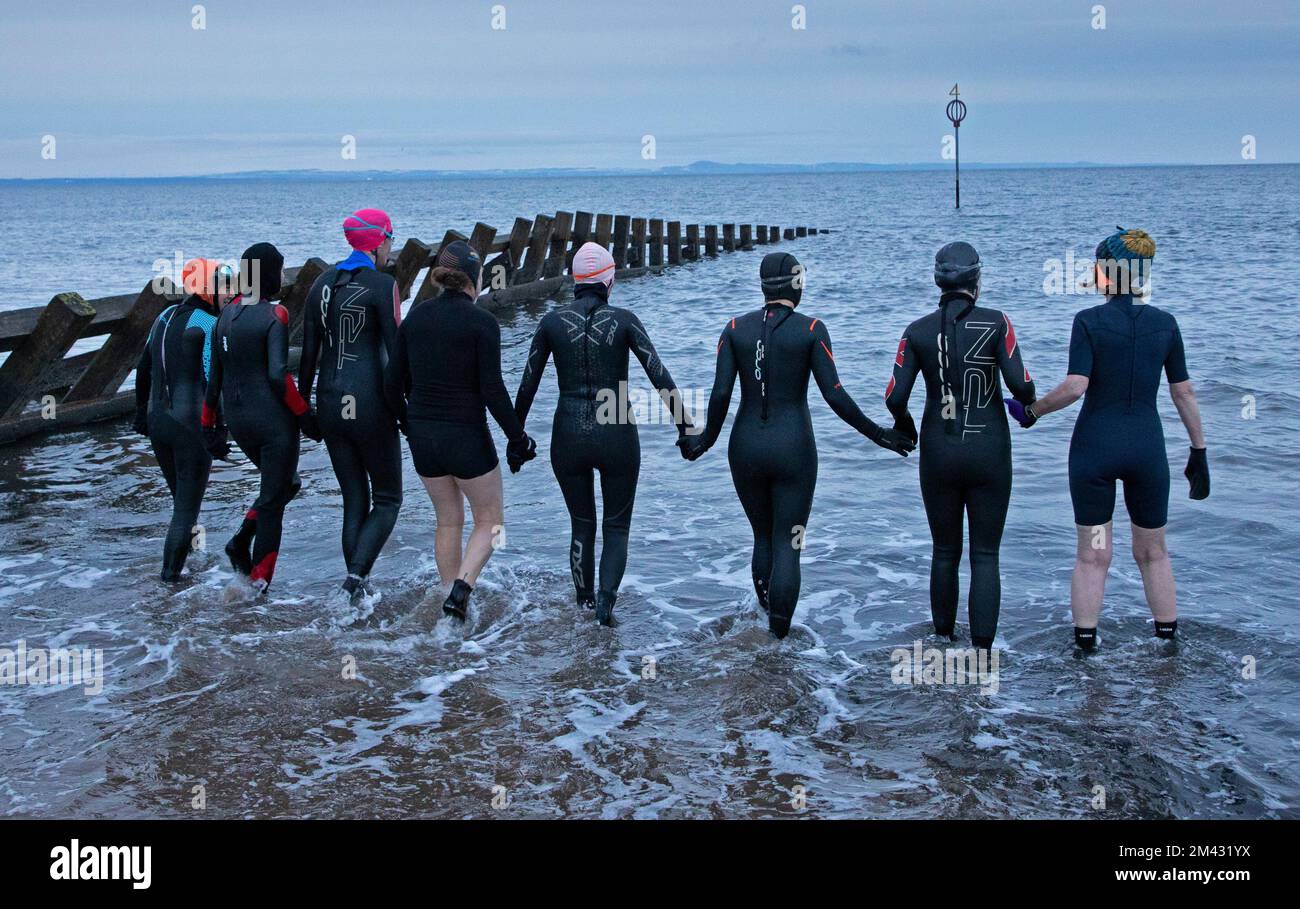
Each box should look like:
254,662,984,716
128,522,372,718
950,83,960,97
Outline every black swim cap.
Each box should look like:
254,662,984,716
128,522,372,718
934,241,981,292
240,242,284,300
436,239,482,286
760,252,804,305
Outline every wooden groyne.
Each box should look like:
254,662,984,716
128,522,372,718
0,212,824,446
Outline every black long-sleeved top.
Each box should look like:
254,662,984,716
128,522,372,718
384,289,525,440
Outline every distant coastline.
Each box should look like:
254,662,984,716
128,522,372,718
2,159,1290,185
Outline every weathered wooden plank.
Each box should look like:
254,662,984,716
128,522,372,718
545,211,573,278
0,293,134,353
507,217,533,269
648,219,665,267
468,222,498,260
685,225,700,261
783,228,796,240
284,257,330,345
594,214,613,249
569,211,594,269
756,225,769,245
0,293,96,418
667,221,682,266
388,237,432,301
704,225,719,257
611,214,631,269
64,278,179,403
629,217,647,267
722,224,736,252
770,225,780,243
514,214,555,285
740,224,753,250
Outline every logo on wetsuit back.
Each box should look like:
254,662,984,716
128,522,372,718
336,286,368,368
959,321,998,436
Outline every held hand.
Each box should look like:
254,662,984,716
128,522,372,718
678,434,705,461
872,427,915,457
1184,446,1210,500
1004,397,1038,429
202,426,232,460
298,410,324,442
893,414,918,447
506,434,537,474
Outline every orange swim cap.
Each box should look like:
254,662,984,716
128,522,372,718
181,258,222,304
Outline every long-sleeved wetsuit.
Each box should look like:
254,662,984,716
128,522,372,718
512,284,691,603
885,294,1036,647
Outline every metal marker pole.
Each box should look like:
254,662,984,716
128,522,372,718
946,91,967,209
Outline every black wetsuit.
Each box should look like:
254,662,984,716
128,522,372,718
203,298,307,587
885,294,1036,647
384,288,524,479
134,295,219,580
299,252,403,581
1067,293,1188,529
512,284,690,603
698,304,892,636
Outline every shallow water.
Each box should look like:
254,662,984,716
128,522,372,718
1,167,1297,817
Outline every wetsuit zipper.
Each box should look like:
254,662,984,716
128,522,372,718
759,304,791,422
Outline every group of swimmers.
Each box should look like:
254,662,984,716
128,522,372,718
132,209,1210,651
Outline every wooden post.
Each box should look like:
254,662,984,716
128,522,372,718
612,214,631,269
285,257,330,344
667,221,682,265
796,226,808,237
704,225,719,257
594,214,613,250
783,228,796,240
722,224,736,252
468,222,497,259
514,214,555,284
416,230,469,302
507,217,533,270
756,225,769,244
545,211,573,278
740,224,753,250
65,280,177,403
649,219,665,267
770,225,780,243
630,217,647,268
569,211,594,268
0,293,96,418
388,237,432,301
685,225,700,261
809,228,818,235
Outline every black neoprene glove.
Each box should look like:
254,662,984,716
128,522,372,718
870,425,915,457
1184,447,1210,500
202,425,231,460
298,410,323,442
506,434,537,474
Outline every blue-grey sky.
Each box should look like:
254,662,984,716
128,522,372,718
3,0,1296,177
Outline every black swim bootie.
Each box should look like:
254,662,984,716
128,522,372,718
1074,627,1098,652
769,612,792,639
595,591,617,626
443,579,473,620
225,535,253,576
576,588,595,610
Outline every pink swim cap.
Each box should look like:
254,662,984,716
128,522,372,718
343,208,393,252
572,242,615,288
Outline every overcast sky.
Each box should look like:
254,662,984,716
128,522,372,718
2,0,1295,178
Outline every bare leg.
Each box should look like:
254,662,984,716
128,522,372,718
1070,522,1113,629
421,474,464,585
1131,524,1177,622
454,466,505,586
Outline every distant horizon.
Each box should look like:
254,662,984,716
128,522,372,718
2,158,1293,186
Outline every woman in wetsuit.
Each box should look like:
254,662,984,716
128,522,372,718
685,252,915,638
383,240,536,621
298,209,404,604
133,258,235,581
201,243,317,595
512,242,693,626
1010,228,1209,649
884,242,1036,650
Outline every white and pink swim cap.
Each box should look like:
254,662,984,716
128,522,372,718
572,241,615,289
